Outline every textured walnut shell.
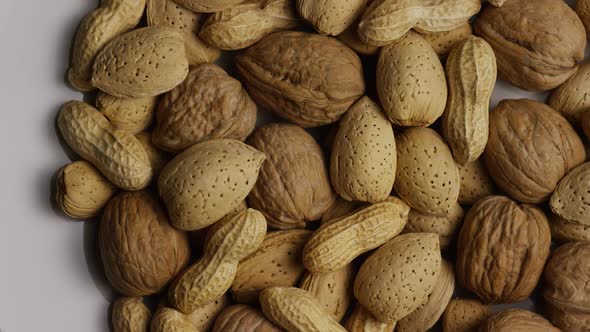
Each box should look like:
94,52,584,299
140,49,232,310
377,31,447,127
344,304,396,332
474,0,586,91
550,213,590,243
456,196,551,304
478,309,560,332
212,305,282,332
403,203,464,250
457,160,495,205
485,99,586,204
297,0,368,36
299,265,355,321
147,0,221,65
549,61,590,125
150,307,199,332
99,191,190,296
173,0,248,12
544,241,590,331
96,92,157,134
236,31,365,127
247,124,335,229
111,297,152,332
153,64,257,153
419,22,473,57
442,298,490,332
330,97,396,203
550,162,590,226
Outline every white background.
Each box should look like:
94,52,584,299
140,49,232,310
0,0,571,331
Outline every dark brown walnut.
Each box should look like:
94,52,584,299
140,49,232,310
99,191,190,296
235,31,365,127
247,124,336,229
485,99,585,204
212,305,281,332
474,0,586,91
456,196,551,304
479,309,560,332
152,64,257,152
543,241,590,331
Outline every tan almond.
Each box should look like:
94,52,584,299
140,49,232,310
418,22,473,57
442,298,490,332
457,160,495,206
403,203,464,250
96,92,157,135
299,264,355,321
344,304,396,332
550,162,590,225
549,212,590,242
297,0,368,36
112,297,152,332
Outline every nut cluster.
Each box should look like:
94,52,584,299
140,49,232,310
53,0,590,331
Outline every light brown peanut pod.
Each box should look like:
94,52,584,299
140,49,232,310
186,294,229,331
57,101,152,191
212,305,282,332
345,304,396,332
231,229,311,303
147,0,220,65
403,203,464,250
158,139,265,231
68,0,146,91
134,132,169,175
418,22,472,57
457,160,495,205
173,0,248,13
550,162,590,225
200,0,300,51
331,97,396,203
549,213,590,242
297,0,368,36
442,36,497,165
303,199,410,273
299,264,355,322
549,62,590,125
397,260,455,331
96,92,157,134
359,0,480,46
92,26,189,98
169,209,267,314
150,308,199,332
54,160,117,219
112,297,151,332
442,298,490,332
260,287,347,332
320,198,365,225
377,32,447,127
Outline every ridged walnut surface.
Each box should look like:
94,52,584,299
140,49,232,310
474,0,586,91
153,64,257,153
99,191,190,296
150,308,199,332
478,309,560,332
111,297,151,332
212,305,282,332
172,0,248,13
236,31,365,127
247,124,336,229
456,196,551,304
57,101,152,191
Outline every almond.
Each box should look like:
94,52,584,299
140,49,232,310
403,203,464,250
344,304,396,332
549,61,590,125
442,298,490,332
297,0,368,36
419,22,473,57
96,92,157,134
550,162,590,226
457,159,495,205
549,213,590,242
299,265,355,321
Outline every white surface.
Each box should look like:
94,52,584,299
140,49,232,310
0,0,574,331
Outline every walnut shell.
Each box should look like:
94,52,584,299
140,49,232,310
474,0,586,91
484,99,585,204
247,124,336,229
212,305,281,332
236,31,365,127
99,191,190,296
479,309,560,332
456,196,551,304
442,298,490,332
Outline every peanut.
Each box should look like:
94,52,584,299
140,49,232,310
150,308,199,332
111,297,151,332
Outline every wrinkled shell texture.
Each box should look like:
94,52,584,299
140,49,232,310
578,0,590,35
337,20,379,56
478,309,560,332
92,26,189,98
550,213,590,242
297,0,368,35
354,233,442,323
394,127,460,216
55,161,116,219
212,305,281,332
442,298,490,332
377,31,448,127
231,229,311,303
57,101,152,191
544,241,590,331
344,305,396,332
549,61,590,124
150,308,198,332
457,160,495,205
260,287,347,332
236,31,365,127
330,97,396,203
99,191,190,296
303,200,410,273
153,64,257,152
248,124,335,230
158,139,265,231
442,36,497,165
135,132,169,174
419,22,473,57
187,294,229,331
147,0,220,65
173,0,247,12
169,209,267,313
397,260,455,332
96,92,157,134
456,196,551,304
299,265,354,321
474,0,586,91
68,0,146,91
200,0,300,50
485,99,585,204
320,198,365,224
550,162,590,226
583,111,590,140
359,0,480,46
403,203,464,250
112,297,151,332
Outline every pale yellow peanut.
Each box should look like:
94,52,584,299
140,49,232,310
96,92,157,134
150,308,199,332
112,297,151,332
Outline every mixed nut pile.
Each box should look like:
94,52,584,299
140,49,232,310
54,0,590,331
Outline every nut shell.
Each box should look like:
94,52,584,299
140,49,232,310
549,61,590,125
96,92,157,134
344,304,396,332
299,265,355,321
403,203,464,250
111,297,152,332
297,0,368,36
550,162,590,226
419,22,473,57
550,213,590,243
442,298,490,332
457,160,495,205
212,305,282,332
478,309,560,332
